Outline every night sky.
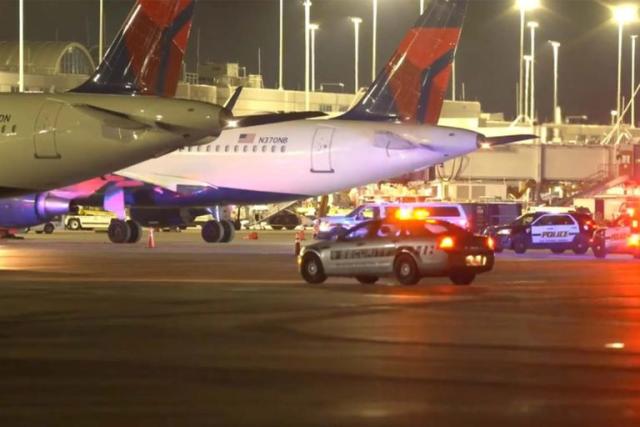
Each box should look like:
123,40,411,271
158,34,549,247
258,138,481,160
0,0,633,124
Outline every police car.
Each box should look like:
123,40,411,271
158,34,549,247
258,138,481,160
299,218,495,286
485,211,595,255
592,211,640,259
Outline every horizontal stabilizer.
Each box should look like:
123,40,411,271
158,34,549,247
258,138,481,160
72,104,151,130
479,134,538,147
227,111,327,129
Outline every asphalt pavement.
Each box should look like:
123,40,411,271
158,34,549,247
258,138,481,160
1,230,639,426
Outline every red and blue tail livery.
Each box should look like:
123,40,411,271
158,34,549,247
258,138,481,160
342,0,467,125
73,0,195,97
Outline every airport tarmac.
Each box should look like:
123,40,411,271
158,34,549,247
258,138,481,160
1,230,640,426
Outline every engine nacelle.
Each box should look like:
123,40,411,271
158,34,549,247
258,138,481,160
0,193,70,228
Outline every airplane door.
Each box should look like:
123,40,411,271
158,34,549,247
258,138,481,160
311,127,335,173
33,100,63,159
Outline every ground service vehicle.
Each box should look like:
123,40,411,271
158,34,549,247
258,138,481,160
299,218,495,286
65,208,116,231
486,212,595,255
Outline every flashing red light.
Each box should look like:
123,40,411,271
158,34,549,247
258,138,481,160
413,209,431,221
633,219,639,229
395,208,412,221
439,236,455,250
486,236,496,250
628,208,637,218
628,234,640,248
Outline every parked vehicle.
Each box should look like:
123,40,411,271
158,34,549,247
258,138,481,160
65,207,116,231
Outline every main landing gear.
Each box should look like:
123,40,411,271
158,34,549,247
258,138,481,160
201,220,236,243
108,219,143,244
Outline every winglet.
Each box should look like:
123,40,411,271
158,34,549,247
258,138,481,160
225,87,244,112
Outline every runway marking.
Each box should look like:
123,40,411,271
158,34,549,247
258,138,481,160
1,276,305,285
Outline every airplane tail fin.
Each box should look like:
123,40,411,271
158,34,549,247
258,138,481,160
341,0,467,125
72,0,195,97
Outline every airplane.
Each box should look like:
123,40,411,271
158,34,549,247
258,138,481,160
0,0,228,199
0,0,535,244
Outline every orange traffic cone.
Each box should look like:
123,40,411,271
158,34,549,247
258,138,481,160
294,235,301,256
147,228,156,249
244,231,259,240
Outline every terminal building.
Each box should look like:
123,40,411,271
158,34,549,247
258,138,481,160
1,41,638,220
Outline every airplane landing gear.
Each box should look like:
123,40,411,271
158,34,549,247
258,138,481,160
202,220,235,243
108,219,142,244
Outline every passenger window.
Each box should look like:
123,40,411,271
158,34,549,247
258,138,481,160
262,145,268,153
271,145,277,153
243,145,249,153
253,145,258,153
1,125,5,133
234,145,239,153
535,216,555,226
215,145,220,152
555,216,574,226
224,145,230,152
11,125,15,133
281,146,286,153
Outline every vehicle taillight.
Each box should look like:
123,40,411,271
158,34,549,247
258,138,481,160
439,236,455,250
633,219,639,230
486,236,496,250
628,234,640,247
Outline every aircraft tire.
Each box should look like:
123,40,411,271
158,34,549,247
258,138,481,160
202,220,223,243
126,220,142,244
108,219,131,244
220,220,236,243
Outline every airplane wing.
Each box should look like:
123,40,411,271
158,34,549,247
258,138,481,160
116,170,215,192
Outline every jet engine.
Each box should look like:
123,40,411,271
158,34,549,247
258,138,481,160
0,193,70,228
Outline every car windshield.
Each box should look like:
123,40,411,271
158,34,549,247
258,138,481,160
513,214,536,226
343,221,380,241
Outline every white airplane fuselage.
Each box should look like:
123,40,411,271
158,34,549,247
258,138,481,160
121,119,480,204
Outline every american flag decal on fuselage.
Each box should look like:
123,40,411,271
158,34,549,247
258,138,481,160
238,133,256,144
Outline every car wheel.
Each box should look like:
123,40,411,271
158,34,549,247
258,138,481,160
449,270,476,286
394,253,420,286
301,254,327,284
272,225,284,231
512,235,528,255
572,235,590,255
43,223,55,234
551,248,565,254
592,238,607,259
67,218,81,231
356,276,378,285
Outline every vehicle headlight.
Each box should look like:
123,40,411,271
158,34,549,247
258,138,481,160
497,229,511,236
319,222,332,232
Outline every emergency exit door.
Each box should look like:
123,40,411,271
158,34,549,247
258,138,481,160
33,100,63,159
311,127,335,173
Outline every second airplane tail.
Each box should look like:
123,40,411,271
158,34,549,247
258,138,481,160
72,0,195,97
341,0,468,125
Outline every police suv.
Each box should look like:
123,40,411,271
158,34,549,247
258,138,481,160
316,202,470,239
592,212,640,259
485,211,595,255
299,219,495,286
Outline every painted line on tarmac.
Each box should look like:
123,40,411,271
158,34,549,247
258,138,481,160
1,276,305,285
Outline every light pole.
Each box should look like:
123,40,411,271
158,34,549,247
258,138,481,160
528,21,539,123
372,0,378,82
516,0,539,121
350,17,362,94
303,0,312,109
99,0,104,61
309,23,319,92
420,0,424,14
279,0,284,90
613,4,638,125
549,41,560,123
18,0,24,92
524,55,532,121
632,35,638,127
